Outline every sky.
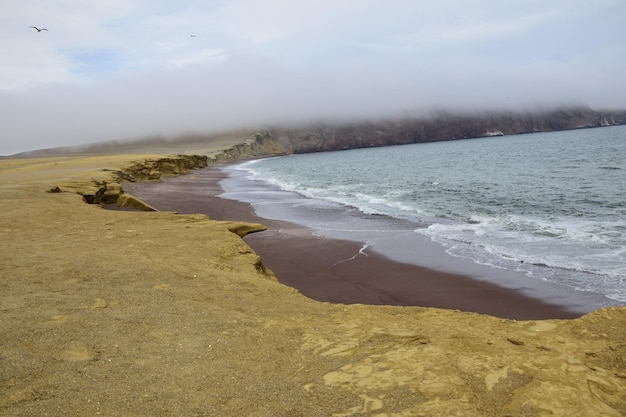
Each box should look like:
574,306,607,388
1,0,625,155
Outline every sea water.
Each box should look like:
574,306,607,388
220,126,626,306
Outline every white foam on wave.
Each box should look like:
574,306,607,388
418,222,626,302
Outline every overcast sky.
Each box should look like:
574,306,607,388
1,0,625,155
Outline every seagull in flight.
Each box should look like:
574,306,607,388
29,26,49,32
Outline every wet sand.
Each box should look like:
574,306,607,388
121,164,585,320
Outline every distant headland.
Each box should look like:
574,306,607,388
211,105,626,162
9,105,625,159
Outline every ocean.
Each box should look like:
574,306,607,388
220,125,625,306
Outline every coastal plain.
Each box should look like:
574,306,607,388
1,150,625,416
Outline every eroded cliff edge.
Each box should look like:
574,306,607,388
75,154,209,206
46,154,270,238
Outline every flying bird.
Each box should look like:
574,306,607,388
190,34,196,38
29,26,48,32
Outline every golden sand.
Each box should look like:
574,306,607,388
1,153,624,416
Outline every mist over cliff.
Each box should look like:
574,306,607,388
9,106,624,159
265,106,625,154
202,106,626,161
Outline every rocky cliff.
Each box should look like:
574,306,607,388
11,106,624,162
209,106,625,160
210,132,289,162
269,106,626,155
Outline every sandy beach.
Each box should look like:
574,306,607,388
1,153,625,416
122,164,601,320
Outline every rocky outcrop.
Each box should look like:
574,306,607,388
78,155,208,207
216,221,267,237
114,154,209,182
116,193,158,211
210,132,288,162
81,181,123,205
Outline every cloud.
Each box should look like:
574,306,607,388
1,0,625,155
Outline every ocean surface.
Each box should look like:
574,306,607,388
220,126,625,307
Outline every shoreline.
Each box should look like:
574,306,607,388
120,163,599,320
3,153,625,416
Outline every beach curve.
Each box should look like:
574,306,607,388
1,149,625,416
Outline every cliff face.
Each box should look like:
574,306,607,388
208,107,625,160
210,132,289,162
270,107,625,154
10,106,624,162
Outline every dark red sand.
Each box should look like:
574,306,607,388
120,165,583,320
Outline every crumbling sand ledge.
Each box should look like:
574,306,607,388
1,153,625,416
